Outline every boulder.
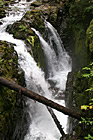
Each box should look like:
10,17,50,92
0,8,6,18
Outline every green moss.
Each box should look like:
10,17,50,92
23,9,45,33
0,41,18,78
27,36,35,47
0,41,24,139
26,33,45,70
86,19,93,52
7,21,34,40
0,0,15,12
31,35,45,69
71,23,87,67
68,0,93,67
0,8,6,18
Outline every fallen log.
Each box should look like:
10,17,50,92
0,76,83,120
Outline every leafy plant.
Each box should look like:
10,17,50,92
80,117,93,125
84,134,93,140
19,25,28,32
27,36,34,47
80,62,93,139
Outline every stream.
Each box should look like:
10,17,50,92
0,0,72,140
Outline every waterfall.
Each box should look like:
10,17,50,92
31,24,72,140
45,21,71,73
0,0,72,140
31,28,57,77
32,24,71,90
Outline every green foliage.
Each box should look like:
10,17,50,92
84,134,93,140
73,62,93,139
80,117,93,126
24,9,45,33
27,36,35,47
82,67,91,70
84,5,93,13
78,63,93,139
82,64,93,78
82,63,93,103
19,25,28,32
82,73,90,78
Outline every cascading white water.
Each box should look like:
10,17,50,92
31,24,72,140
45,21,71,71
32,25,71,91
0,0,72,140
31,28,57,77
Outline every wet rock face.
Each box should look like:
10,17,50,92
0,21,2,25
12,101,31,140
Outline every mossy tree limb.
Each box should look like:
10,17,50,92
0,76,84,121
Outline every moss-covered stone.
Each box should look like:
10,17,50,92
67,0,93,68
6,21,34,40
25,34,46,70
0,40,25,140
0,8,6,18
22,9,45,33
0,0,15,8
86,19,93,53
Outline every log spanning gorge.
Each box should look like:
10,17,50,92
0,0,72,139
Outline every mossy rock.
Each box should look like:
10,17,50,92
0,8,6,18
26,34,46,70
23,9,45,33
86,19,93,53
68,0,93,67
71,23,88,68
0,0,15,9
0,41,19,78
0,40,25,139
31,1,42,7
6,21,34,40
46,6,58,25
23,3,58,29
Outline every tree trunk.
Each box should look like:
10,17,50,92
0,76,83,120
47,107,65,136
